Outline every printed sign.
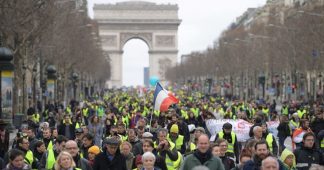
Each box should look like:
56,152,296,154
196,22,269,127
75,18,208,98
206,119,279,142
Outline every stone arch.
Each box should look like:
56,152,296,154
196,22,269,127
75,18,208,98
94,1,181,87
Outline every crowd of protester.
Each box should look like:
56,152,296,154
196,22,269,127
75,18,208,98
0,88,324,170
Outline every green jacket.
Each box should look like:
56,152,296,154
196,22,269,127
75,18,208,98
180,153,225,170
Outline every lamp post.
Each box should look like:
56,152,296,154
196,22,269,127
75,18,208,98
0,45,14,120
72,72,79,100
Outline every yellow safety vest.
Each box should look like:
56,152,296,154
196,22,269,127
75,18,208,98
167,134,184,151
218,131,236,153
122,116,129,128
266,134,274,153
190,142,196,151
46,140,53,151
180,110,189,120
33,113,40,123
321,139,324,149
82,108,89,117
46,149,55,170
75,122,81,129
24,150,34,166
297,109,306,119
262,108,269,116
164,141,181,170
290,120,299,129
190,108,199,118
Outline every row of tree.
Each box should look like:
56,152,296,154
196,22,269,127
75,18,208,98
0,0,110,115
166,1,324,102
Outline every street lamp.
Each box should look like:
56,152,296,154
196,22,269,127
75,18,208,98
72,72,79,100
0,45,14,120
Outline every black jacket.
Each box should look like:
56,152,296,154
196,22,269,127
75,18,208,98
92,150,127,170
294,145,324,170
310,118,324,137
277,121,291,138
58,123,75,140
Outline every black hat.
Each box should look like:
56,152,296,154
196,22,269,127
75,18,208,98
103,137,120,146
223,122,232,129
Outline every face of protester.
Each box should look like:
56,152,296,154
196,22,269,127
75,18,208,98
88,152,96,161
20,138,30,150
93,116,99,123
197,135,210,153
262,158,279,170
212,146,221,157
56,142,66,152
118,125,125,134
43,129,51,139
143,142,154,153
240,156,251,165
194,130,203,139
128,130,136,142
121,144,131,156
262,125,267,133
284,155,294,167
52,129,58,138
106,144,118,156
303,135,315,148
224,128,231,134
158,132,167,142
303,121,310,129
254,127,263,139
65,142,79,157
11,155,24,168
59,154,73,169
219,142,228,155
82,126,89,134
64,116,70,124
256,144,269,160
37,144,46,153
143,157,155,170
82,138,93,148
170,132,178,139
26,129,35,138
171,116,177,123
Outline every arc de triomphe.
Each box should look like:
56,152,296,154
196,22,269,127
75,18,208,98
93,1,181,88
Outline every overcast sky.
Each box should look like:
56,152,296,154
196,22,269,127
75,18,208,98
87,0,267,86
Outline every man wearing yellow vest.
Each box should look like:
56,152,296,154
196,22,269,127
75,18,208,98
214,122,240,164
167,124,186,154
155,129,179,170
42,128,54,150
261,122,278,156
39,135,67,170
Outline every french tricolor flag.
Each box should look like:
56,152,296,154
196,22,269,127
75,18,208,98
153,82,179,112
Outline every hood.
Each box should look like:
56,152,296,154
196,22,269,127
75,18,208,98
280,148,296,169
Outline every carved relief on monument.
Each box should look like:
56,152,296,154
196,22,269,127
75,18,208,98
155,35,175,47
101,35,117,47
120,32,152,48
158,58,172,79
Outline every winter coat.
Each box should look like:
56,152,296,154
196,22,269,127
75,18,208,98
294,145,324,170
180,150,225,170
4,163,31,170
277,121,291,138
88,123,103,146
243,155,286,170
92,150,127,170
280,148,296,170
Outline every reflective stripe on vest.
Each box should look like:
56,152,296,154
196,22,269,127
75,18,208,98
266,134,273,153
321,139,324,148
46,149,55,170
24,150,34,165
218,131,235,153
165,150,182,170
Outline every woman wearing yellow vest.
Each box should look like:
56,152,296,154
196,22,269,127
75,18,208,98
54,151,81,170
15,137,37,169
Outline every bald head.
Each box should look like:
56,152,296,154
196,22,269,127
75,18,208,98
65,140,79,157
261,156,279,170
197,134,210,153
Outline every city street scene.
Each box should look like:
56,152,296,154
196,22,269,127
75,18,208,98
1,0,324,170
